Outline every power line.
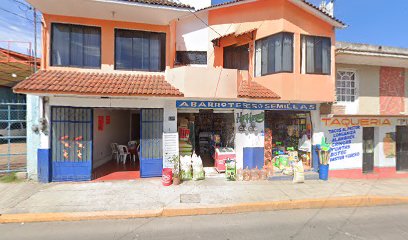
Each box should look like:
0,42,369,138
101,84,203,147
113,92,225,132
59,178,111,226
9,0,32,10
0,7,33,22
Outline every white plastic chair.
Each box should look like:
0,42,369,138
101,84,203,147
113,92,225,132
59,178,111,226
111,143,119,163
118,145,130,165
128,141,137,164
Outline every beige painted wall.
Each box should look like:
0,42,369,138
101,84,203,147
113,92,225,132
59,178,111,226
166,66,238,99
93,109,130,169
336,64,380,115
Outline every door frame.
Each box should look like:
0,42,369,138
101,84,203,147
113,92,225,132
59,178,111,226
362,127,375,173
396,126,408,171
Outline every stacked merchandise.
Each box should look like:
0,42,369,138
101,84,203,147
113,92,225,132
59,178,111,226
264,128,273,167
271,148,305,182
236,166,268,181
180,154,205,181
179,117,194,156
192,154,205,180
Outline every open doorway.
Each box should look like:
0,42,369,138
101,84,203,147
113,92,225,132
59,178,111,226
178,110,235,169
92,108,141,181
264,111,313,171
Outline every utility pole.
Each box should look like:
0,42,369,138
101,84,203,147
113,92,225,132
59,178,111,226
33,7,37,73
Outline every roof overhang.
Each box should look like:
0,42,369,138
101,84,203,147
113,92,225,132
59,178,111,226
288,0,346,28
336,42,408,68
197,0,257,11
27,0,192,25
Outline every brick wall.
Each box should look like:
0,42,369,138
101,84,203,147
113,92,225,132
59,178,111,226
380,67,405,115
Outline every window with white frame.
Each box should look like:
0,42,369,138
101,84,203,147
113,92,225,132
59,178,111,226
336,70,357,102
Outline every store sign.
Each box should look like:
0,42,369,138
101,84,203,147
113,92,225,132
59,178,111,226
322,117,392,127
176,100,316,111
163,133,179,169
235,110,264,133
327,126,361,162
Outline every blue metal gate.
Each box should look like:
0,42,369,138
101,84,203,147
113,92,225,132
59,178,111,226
51,107,93,181
140,109,163,178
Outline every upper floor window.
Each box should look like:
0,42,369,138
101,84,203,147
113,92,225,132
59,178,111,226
255,32,294,77
115,29,166,72
51,23,101,68
176,51,207,65
336,70,357,102
223,44,249,70
302,35,331,75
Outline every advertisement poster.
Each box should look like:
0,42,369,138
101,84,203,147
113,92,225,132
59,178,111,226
98,116,104,131
163,133,179,169
321,118,363,170
234,109,265,169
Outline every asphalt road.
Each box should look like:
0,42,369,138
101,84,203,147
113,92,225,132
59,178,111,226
1,205,408,240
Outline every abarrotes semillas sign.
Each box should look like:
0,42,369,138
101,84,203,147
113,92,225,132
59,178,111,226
176,100,316,111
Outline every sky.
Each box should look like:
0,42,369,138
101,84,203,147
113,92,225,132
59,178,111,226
0,0,407,56
0,0,41,56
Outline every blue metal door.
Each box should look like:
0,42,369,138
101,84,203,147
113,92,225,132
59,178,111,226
140,109,163,178
51,107,93,181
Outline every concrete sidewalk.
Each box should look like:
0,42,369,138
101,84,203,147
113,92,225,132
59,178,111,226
1,178,408,222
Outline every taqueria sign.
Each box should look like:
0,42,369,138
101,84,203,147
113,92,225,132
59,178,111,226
322,117,395,127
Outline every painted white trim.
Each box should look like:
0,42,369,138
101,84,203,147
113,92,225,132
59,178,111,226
196,0,258,12
336,50,408,60
335,68,359,109
93,0,193,12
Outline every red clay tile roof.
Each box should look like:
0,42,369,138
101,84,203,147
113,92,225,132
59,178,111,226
238,80,280,99
118,0,193,9
13,70,183,97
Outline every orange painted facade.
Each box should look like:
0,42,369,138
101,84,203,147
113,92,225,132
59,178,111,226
41,14,175,72
39,0,338,103
208,0,336,102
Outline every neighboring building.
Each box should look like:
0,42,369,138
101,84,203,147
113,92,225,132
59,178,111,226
14,0,346,182
0,47,37,102
320,42,408,178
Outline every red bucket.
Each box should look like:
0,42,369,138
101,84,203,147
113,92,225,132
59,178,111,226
162,168,173,186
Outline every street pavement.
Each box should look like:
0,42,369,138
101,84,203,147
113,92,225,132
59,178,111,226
1,177,408,215
1,205,408,240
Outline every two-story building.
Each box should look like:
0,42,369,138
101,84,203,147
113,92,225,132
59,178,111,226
319,42,408,179
14,0,346,182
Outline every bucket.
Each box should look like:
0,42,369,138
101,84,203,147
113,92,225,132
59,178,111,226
162,168,173,186
319,164,329,181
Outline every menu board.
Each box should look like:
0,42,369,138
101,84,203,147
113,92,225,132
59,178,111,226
163,133,179,169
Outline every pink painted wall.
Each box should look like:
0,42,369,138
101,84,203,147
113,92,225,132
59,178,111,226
380,67,405,115
208,0,336,102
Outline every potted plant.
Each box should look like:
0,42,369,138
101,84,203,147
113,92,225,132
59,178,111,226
171,155,181,185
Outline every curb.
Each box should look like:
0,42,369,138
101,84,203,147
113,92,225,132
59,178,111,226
1,195,408,223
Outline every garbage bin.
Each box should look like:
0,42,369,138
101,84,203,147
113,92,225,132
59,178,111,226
319,164,329,181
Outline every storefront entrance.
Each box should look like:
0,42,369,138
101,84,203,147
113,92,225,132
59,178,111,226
178,110,235,168
396,126,408,171
92,108,140,181
264,111,312,171
51,106,163,182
